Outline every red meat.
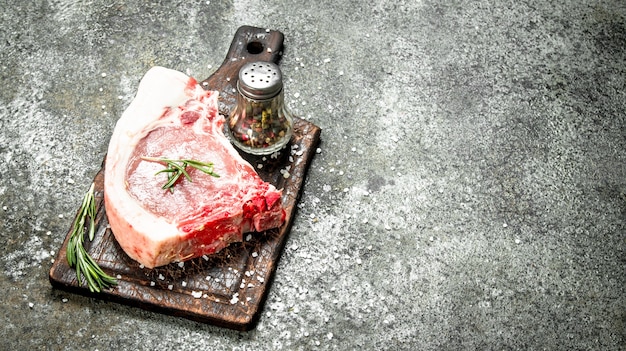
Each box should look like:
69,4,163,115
104,67,285,268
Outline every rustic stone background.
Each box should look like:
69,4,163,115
1,1,624,350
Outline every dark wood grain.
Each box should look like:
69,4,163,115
49,26,320,331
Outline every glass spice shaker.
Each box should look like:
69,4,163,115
227,61,293,155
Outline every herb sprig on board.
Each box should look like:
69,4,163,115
66,183,118,293
141,157,220,192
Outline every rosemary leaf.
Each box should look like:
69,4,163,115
141,156,220,192
66,183,117,293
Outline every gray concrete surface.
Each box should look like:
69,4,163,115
1,0,625,350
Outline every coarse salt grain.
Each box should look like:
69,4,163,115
252,252,258,258
168,285,173,290
150,281,155,287
191,291,202,298
178,262,184,268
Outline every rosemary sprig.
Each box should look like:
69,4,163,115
141,156,220,192
66,183,117,293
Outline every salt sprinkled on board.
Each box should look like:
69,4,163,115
191,291,202,298
230,294,239,304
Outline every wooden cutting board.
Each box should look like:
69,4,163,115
49,26,321,331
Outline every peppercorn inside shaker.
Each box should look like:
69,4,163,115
227,61,293,155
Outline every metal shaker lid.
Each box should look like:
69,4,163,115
237,61,283,100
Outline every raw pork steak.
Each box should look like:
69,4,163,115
104,66,285,268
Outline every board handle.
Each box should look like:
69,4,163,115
201,25,285,116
